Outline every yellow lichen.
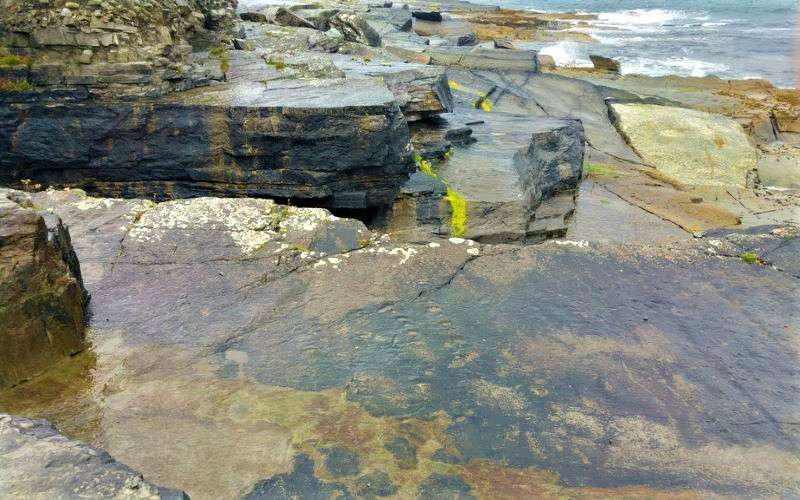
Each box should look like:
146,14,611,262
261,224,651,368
444,187,468,237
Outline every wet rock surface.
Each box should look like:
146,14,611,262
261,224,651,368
0,414,188,499
0,190,88,389
1,0,799,497
0,189,797,499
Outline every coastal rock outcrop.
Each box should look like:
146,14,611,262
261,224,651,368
0,414,187,499
0,190,88,389
0,78,414,208
0,0,238,98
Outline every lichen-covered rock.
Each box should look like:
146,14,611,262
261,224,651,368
0,190,88,388
0,78,414,208
0,414,188,499
610,103,758,187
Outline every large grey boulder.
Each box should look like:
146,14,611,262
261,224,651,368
0,78,414,209
514,118,586,209
0,414,187,499
0,191,88,389
329,12,382,47
261,6,317,29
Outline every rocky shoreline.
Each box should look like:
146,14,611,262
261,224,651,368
0,0,798,498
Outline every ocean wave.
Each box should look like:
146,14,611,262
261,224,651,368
538,41,593,67
619,56,729,78
595,8,685,26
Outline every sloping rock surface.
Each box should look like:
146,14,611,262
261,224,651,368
0,190,797,499
611,103,758,187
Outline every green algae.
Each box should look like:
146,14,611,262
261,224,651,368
741,251,760,264
585,162,619,177
208,46,230,77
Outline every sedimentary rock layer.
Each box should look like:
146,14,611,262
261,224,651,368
0,79,414,208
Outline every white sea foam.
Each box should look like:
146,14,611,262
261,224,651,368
619,56,729,78
539,41,594,67
595,8,683,26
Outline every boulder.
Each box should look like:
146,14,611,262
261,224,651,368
329,12,382,47
262,6,318,29
412,11,443,22
0,78,414,209
394,112,585,243
331,57,454,120
513,118,586,208
453,32,479,46
0,414,187,499
0,191,88,389
240,12,268,22
537,53,556,70
364,8,413,33
493,37,515,49
589,54,621,73
610,103,758,187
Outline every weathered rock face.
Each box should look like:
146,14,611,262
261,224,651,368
0,78,414,208
610,103,758,187
387,113,585,244
514,118,585,209
0,0,237,97
0,414,188,499
1,189,798,499
0,190,88,389
589,54,620,73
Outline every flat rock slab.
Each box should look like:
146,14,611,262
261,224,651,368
425,46,539,71
611,103,758,187
0,414,187,499
1,190,798,499
331,56,454,120
0,78,413,208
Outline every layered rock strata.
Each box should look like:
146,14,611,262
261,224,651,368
0,78,414,208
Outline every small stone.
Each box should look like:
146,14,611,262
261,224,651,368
78,49,93,64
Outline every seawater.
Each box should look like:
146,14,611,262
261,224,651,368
494,0,797,87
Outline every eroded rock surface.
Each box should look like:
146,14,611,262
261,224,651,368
0,189,797,499
0,414,187,499
0,190,88,389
